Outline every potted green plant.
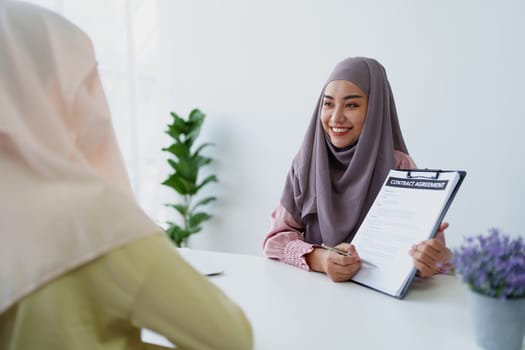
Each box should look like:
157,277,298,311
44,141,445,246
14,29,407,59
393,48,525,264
162,108,217,247
453,228,525,350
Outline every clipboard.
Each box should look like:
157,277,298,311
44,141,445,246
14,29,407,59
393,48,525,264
404,169,466,237
349,168,466,299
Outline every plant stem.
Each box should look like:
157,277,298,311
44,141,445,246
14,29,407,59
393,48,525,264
184,195,191,231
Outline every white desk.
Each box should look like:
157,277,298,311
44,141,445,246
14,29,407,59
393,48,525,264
143,249,489,350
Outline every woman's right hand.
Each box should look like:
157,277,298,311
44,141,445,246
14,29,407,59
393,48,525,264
305,244,361,282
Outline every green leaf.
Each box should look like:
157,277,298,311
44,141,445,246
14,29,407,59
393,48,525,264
192,142,213,158
193,155,212,168
162,174,196,194
189,212,211,227
186,226,201,234
162,175,186,193
196,174,218,192
187,129,202,145
189,109,205,123
186,111,205,145
166,204,188,216
166,112,182,139
174,114,190,132
166,159,178,171
165,224,200,247
165,130,181,144
163,143,189,159
167,114,189,138
166,224,187,247
171,156,198,183
191,196,217,211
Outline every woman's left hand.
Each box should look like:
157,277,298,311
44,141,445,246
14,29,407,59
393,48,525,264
409,222,451,277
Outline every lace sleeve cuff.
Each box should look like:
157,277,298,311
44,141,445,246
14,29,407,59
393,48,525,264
282,240,315,271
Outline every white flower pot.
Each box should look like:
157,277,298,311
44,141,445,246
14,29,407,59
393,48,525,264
468,289,525,350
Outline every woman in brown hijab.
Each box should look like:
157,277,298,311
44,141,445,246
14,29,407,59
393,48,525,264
262,57,451,282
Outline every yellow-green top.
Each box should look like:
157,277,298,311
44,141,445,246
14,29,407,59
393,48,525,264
0,234,253,350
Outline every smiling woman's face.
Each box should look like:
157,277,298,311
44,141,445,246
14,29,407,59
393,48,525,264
321,80,368,148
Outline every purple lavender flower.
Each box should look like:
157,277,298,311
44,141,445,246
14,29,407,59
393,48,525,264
452,228,525,299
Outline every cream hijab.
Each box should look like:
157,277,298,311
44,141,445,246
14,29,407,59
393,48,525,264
0,0,160,314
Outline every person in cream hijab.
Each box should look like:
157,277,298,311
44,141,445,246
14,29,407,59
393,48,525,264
0,1,252,349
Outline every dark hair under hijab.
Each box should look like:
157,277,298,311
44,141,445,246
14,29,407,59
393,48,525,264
280,57,409,246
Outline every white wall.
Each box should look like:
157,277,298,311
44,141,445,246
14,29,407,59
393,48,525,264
156,0,525,254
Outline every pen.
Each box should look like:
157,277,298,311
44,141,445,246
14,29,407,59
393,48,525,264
320,243,377,267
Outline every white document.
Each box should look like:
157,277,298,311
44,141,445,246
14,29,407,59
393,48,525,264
350,169,464,298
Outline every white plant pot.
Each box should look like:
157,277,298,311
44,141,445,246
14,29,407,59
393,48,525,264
468,289,525,350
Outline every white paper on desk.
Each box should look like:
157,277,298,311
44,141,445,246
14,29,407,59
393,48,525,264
141,328,175,348
177,248,224,276
350,169,461,298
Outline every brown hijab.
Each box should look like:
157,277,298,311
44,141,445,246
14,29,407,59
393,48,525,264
281,57,408,246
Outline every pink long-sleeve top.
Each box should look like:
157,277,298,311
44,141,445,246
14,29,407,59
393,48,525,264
262,150,447,271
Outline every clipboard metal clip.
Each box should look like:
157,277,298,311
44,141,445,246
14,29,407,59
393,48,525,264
406,169,442,180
